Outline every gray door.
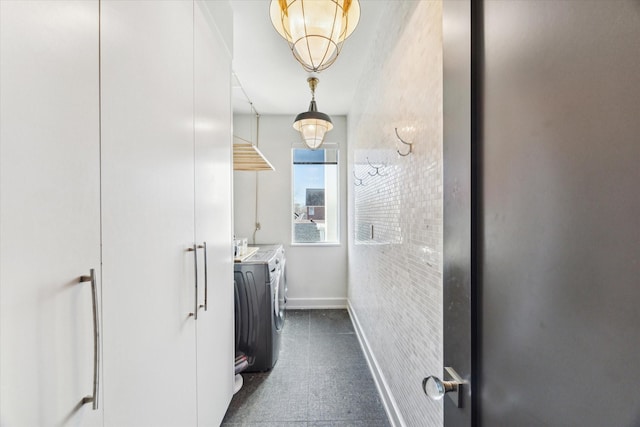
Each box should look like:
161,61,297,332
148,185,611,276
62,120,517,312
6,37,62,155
480,1,640,426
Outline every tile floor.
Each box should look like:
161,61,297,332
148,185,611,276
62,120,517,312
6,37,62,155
222,309,391,427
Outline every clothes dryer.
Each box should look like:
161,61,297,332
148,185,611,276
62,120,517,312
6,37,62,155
234,244,286,372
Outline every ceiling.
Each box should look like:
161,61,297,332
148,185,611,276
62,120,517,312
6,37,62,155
229,0,387,116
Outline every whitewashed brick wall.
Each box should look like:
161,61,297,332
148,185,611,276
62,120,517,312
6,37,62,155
347,1,443,426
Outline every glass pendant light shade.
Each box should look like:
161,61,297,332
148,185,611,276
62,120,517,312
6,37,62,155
293,104,333,150
270,0,360,72
294,77,333,150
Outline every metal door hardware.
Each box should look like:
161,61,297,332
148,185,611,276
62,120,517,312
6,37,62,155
79,269,99,410
197,242,208,311
187,244,198,319
422,367,466,408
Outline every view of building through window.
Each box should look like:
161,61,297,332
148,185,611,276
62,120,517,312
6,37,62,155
292,147,339,243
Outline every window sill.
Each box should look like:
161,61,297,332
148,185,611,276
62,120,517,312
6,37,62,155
290,242,342,247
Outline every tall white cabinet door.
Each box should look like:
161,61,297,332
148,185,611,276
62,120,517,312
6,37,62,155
193,2,234,424
0,1,102,426
100,1,197,426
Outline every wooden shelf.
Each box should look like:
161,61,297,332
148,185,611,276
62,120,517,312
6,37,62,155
233,138,275,171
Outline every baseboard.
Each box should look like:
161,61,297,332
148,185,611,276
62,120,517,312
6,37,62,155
348,300,407,427
285,297,347,309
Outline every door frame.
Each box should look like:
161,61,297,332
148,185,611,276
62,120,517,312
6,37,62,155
442,0,482,425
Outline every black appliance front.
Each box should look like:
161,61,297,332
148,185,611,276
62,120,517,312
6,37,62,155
233,245,285,372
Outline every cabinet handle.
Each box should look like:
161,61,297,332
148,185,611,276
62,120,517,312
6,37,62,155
79,269,99,410
198,242,208,311
187,244,198,320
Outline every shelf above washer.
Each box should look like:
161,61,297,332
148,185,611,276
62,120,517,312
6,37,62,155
234,246,259,263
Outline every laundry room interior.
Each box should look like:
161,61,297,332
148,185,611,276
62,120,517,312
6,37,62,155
2,0,639,426
228,1,443,425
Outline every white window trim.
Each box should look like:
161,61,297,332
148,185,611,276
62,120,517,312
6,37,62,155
290,142,341,245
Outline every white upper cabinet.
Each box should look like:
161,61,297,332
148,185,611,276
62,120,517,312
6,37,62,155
0,1,103,426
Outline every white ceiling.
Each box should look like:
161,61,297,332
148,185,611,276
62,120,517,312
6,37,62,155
229,0,386,116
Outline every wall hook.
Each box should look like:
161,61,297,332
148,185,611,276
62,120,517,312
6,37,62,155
353,171,365,186
395,127,414,157
366,157,386,176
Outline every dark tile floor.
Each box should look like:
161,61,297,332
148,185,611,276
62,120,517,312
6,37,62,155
222,309,391,427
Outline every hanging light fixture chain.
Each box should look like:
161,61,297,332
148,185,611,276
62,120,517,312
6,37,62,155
308,76,318,98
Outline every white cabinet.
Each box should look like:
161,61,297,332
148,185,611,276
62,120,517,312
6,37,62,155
0,1,103,426
1,0,234,426
194,1,234,424
100,1,197,425
100,1,233,425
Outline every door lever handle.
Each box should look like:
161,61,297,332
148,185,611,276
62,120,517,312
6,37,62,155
422,367,466,408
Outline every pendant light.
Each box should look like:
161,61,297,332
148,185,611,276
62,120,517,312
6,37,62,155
293,77,333,150
269,0,361,72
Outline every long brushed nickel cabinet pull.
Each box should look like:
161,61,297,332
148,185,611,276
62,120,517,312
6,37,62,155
187,244,198,320
79,269,99,410
198,242,208,311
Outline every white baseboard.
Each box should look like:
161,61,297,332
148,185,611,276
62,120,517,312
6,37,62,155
285,297,347,309
348,300,407,427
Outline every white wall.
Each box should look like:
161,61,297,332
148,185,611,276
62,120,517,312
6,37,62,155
347,1,443,426
233,114,348,308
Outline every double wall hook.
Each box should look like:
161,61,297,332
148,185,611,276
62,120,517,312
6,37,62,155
353,171,366,186
366,157,386,177
395,127,414,157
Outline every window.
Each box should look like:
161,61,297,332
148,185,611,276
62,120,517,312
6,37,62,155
292,146,339,244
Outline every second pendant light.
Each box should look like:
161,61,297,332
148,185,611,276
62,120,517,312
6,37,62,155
293,77,333,150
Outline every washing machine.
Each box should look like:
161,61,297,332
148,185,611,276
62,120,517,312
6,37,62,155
234,244,286,372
